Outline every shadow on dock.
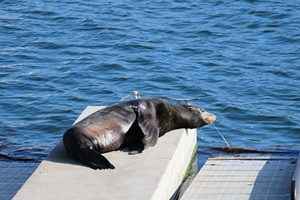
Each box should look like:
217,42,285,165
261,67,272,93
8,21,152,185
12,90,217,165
248,156,296,200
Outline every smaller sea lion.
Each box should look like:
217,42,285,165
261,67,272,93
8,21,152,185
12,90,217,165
63,98,216,169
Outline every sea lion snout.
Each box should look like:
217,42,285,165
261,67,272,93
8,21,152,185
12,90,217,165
201,111,216,124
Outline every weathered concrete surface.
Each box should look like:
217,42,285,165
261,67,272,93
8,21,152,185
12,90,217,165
13,106,197,200
181,156,296,200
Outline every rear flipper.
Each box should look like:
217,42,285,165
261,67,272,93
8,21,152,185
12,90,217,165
78,147,115,170
63,127,115,170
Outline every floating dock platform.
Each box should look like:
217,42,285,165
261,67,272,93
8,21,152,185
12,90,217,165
181,156,297,200
10,105,300,200
12,106,197,200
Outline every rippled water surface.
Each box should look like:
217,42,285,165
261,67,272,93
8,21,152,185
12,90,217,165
0,0,299,160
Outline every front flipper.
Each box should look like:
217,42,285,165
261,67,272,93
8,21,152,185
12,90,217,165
137,101,160,148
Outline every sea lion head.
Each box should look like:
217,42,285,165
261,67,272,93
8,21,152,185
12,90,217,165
177,104,216,128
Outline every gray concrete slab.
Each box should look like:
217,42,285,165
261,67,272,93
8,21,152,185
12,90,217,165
181,156,297,200
12,106,197,200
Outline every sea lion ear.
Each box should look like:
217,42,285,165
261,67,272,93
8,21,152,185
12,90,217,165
137,102,160,148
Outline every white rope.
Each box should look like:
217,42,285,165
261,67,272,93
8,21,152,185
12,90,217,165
212,124,231,148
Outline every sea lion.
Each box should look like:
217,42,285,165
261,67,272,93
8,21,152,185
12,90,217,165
63,98,216,169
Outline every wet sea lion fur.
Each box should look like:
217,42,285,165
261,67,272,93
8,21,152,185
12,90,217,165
63,98,216,169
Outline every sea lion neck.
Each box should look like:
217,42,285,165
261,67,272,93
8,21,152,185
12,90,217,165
169,106,193,129
156,102,190,135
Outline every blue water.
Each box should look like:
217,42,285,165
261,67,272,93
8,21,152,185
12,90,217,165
0,0,300,161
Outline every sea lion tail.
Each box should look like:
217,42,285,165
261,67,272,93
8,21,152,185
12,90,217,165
78,147,115,170
63,127,115,170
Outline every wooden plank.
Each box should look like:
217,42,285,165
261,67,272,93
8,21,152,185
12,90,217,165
210,156,297,160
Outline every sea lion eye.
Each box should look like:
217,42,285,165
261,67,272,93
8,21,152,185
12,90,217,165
187,106,194,110
182,104,194,111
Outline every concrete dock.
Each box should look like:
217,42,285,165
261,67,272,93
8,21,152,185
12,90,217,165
181,156,297,200
12,106,197,200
